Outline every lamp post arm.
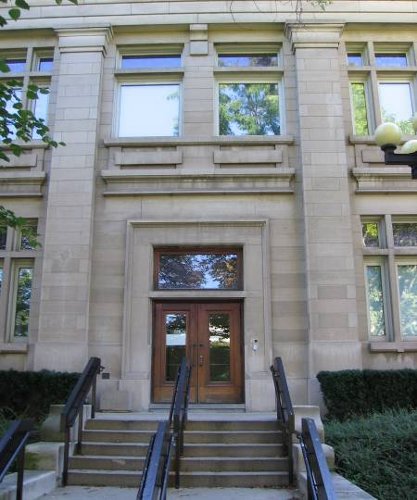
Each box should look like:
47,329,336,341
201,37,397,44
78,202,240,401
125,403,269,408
381,145,417,179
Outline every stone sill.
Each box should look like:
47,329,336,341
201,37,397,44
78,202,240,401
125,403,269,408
351,167,417,193
369,341,417,353
0,342,28,353
104,135,294,147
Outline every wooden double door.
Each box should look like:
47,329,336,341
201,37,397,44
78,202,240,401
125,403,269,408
152,301,243,404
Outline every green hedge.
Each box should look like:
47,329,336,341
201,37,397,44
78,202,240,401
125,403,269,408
0,369,80,423
325,409,417,499
317,369,417,420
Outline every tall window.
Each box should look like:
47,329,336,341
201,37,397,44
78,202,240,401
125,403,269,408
362,216,417,345
0,220,38,342
0,48,54,140
115,49,183,137
215,45,283,136
347,43,416,135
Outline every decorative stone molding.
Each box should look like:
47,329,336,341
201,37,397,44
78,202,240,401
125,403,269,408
285,22,345,51
190,23,208,55
55,25,113,54
0,172,46,197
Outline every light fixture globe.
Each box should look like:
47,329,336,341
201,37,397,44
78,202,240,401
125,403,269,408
401,139,417,154
374,122,402,148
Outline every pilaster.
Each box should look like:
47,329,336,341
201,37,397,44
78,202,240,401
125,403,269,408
286,23,362,401
34,26,112,371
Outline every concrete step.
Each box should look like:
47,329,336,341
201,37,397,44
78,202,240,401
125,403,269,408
85,420,160,431
69,455,287,473
183,430,281,444
81,429,153,443
0,470,56,500
186,420,279,431
67,470,288,488
81,442,149,456
183,442,284,457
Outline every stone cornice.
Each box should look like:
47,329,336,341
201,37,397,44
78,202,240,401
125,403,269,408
285,22,345,52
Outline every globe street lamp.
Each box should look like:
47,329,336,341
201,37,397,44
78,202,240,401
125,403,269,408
374,118,417,179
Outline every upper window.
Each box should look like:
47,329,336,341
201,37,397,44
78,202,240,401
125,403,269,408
0,48,54,141
362,216,417,343
215,45,282,136
154,248,242,290
115,48,183,138
347,43,416,135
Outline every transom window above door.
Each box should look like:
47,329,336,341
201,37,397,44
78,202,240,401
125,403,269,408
154,247,243,290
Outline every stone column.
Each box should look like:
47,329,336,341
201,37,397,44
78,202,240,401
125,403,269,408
286,23,361,402
34,27,112,372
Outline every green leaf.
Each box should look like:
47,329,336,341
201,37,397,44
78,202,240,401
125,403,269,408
8,8,21,20
15,0,30,10
0,59,10,73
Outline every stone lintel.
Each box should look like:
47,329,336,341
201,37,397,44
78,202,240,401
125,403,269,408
55,25,113,54
285,22,345,52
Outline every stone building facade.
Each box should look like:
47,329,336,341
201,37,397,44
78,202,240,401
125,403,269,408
1,0,417,411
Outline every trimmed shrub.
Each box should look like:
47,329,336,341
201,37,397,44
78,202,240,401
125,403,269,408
317,369,417,420
0,369,80,424
325,409,417,499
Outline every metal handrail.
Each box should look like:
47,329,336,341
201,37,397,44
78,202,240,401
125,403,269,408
298,418,336,500
169,357,191,489
270,356,295,484
60,356,102,486
0,419,33,500
137,421,173,500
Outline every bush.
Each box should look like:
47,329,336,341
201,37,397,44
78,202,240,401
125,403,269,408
325,409,417,500
317,369,417,420
0,369,80,425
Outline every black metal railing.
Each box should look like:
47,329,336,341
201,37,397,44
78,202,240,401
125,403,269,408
137,421,173,500
270,356,295,484
0,419,33,500
298,418,336,500
169,357,191,489
138,358,191,499
60,356,102,486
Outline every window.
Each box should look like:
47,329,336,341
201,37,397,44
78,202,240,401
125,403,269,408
362,216,417,347
347,43,416,135
0,48,54,141
154,248,243,290
215,45,283,136
0,220,38,342
115,48,183,137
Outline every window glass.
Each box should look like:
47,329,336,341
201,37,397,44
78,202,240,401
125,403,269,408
5,58,26,72
218,54,278,67
118,84,179,137
32,90,49,139
351,82,369,135
393,223,417,247
0,266,3,294
13,266,33,338
362,222,380,247
156,250,241,290
0,227,6,250
397,264,417,336
376,54,408,68
366,265,387,337
38,58,53,71
347,53,363,66
219,83,280,136
121,55,181,69
4,87,23,140
20,221,38,250
379,82,414,134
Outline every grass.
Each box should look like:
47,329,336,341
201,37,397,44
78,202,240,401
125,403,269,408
325,409,417,500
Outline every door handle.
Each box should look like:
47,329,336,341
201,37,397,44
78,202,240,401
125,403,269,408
199,355,204,366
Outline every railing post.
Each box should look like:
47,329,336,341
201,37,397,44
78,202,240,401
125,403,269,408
16,447,25,500
76,407,83,454
62,426,70,486
91,377,97,419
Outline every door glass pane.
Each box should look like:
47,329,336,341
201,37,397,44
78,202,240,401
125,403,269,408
165,313,186,381
366,265,386,337
397,265,417,337
393,223,417,247
14,267,33,338
208,313,231,382
157,251,241,290
379,82,414,134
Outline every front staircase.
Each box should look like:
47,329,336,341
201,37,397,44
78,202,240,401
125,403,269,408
66,415,290,488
